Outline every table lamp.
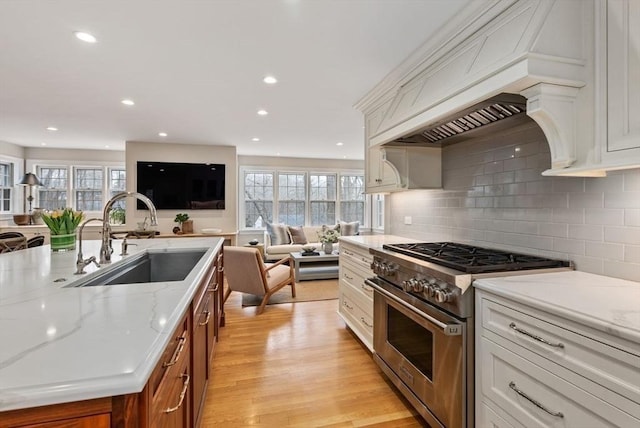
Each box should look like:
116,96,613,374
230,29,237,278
18,172,42,224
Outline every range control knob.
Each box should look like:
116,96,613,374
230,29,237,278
434,288,453,303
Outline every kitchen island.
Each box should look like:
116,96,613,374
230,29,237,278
0,237,223,426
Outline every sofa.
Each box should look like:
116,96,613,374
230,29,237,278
263,222,359,261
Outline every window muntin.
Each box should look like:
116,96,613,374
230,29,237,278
0,162,13,212
38,167,68,210
309,174,336,226
244,172,274,228
373,193,385,230
340,175,365,224
278,173,306,225
75,167,103,211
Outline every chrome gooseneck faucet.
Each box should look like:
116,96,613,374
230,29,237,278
100,191,158,264
75,217,103,274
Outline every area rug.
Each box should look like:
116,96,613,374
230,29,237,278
241,279,338,307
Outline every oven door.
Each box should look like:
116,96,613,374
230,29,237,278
366,277,466,428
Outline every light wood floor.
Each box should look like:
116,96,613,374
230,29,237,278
201,282,428,427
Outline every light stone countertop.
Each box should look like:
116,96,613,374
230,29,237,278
0,237,222,412
339,234,419,251
474,271,640,346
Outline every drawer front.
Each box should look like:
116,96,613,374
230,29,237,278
481,297,640,404
339,287,373,350
480,337,640,427
339,260,374,304
339,243,373,272
477,402,518,428
148,315,190,399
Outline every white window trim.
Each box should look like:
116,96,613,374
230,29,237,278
0,154,23,218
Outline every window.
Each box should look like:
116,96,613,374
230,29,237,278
75,167,103,211
278,173,306,225
38,167,68,210
309,174,336,225
244,172,274,228
340,175,365,224
35,165,125,212
0,162,13,212
372,194,385,230
240,167,367,230
109,168,127,210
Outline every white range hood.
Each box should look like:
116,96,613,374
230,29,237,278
357,0,640,178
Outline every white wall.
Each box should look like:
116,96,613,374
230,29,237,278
388,121,640,282
126,141,237,234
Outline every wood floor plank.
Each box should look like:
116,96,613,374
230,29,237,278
201,282,428,427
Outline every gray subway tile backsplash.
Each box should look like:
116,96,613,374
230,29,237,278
388,123,640,282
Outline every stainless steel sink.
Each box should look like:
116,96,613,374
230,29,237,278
70,249,207,287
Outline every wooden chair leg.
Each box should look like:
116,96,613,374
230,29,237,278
290,280,296,298
257,294,271,315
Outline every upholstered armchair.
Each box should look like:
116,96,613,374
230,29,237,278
223,246,296,314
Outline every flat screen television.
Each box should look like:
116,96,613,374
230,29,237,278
136,161,225,210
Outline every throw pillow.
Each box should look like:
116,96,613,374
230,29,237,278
288,226,308,244
339,220,360,236
266,222,290,245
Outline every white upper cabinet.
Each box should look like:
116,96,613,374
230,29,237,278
596,0,640,166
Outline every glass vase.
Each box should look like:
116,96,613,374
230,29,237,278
50,233,76,252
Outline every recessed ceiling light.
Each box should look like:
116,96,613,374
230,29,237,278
257,109,268,116
105,145,110,148
336,142,344,146
251,137,260,142
46,127,58,131
121,99,135,106
74,31,97,43
158,132,168,137
263,76,277,84
41,142,46,146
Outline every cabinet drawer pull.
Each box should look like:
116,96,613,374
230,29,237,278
164,374,190,413
342,300,354,310
343,273,354,281
163,333,187,367
360,317,373,328
199,310,211,326
509,322,564,349
360,284,373,294
508,381,564,418
344,249,355,256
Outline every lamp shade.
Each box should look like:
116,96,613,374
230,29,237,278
18,172,42,186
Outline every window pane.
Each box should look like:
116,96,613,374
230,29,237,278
310,201,335,225
278,201,305,225
0,162,13,213
75,168,103,211
340,175,365,223
278,173,305,225
244,172,274,228
38,167,68,210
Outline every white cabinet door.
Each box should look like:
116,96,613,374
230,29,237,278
365,147,397,193
606,0,640,153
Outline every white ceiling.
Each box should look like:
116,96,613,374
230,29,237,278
0,0,471,160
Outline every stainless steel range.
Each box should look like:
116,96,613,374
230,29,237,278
365,242,572,428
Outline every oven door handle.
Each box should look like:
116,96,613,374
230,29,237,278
365,278,462,336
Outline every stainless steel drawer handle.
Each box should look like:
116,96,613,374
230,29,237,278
165,374,190,413
198,310,211,326
509,381,564,418
360,317,373,328
509,322,565,349
163,334,187,367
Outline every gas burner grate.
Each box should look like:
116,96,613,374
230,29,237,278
383,242,570,274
